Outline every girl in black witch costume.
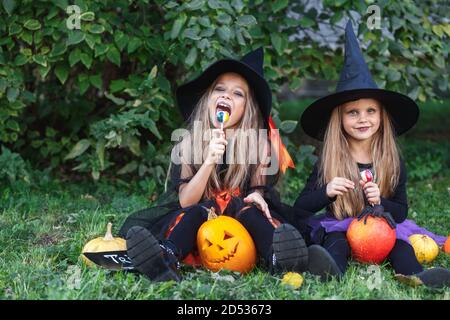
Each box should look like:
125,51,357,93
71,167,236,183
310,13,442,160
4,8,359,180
286,21,450,288
119,48,330,282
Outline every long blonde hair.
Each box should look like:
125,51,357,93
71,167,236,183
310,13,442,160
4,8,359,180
319,103,400,220
178,77,266,199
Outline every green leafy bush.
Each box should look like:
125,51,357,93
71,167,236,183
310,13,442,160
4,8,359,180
0,0,447,184
402,140,448,182
0,146,30,184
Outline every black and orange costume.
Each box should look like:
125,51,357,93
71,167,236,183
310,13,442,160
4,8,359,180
118,47,326,282
119,156,305,268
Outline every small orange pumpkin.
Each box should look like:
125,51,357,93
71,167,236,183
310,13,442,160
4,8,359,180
409,234,439,264
444,237,450,254
197,207,257,274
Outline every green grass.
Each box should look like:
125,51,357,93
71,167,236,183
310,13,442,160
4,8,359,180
1,99,449,300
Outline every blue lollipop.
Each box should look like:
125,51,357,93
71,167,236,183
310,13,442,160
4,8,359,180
216,110,229,130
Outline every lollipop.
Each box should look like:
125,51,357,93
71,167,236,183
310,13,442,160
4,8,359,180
360,169,374,206
216,110,230,130
360,169,373,183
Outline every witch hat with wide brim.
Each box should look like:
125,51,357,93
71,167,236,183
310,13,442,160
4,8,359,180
176,47,272,121
301,20,420,141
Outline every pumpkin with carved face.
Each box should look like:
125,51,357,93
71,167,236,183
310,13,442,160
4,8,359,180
197,208,257,274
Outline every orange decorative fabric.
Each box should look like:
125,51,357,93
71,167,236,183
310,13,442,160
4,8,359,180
165,212,186,238
212,187,241,214
165,212,203,266
268,116,295,174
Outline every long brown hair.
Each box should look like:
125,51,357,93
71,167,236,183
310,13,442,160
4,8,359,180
178,76,266,199
319,104,400,220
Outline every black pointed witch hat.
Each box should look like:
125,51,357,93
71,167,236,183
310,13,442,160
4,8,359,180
176,47,272,121
301,21,420,141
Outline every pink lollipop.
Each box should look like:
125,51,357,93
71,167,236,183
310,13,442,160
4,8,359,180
360,169,373,183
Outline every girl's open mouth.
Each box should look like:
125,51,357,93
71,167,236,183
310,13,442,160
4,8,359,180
356,127,370,132
216,101,232,116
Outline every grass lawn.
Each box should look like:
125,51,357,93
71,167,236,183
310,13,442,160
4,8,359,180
0,99,449,300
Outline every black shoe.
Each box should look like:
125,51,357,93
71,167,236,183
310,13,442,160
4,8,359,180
270,224,308,274
396,267,450,289
126,226,181,282
307,245,343,281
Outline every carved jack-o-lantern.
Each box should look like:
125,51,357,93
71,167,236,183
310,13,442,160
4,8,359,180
197,207,257,274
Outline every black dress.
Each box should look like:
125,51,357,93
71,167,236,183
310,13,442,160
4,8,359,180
293,160,409,226
118,151,310,263
286,159,423,275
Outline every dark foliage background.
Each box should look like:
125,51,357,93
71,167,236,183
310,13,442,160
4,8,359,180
0,0,448,191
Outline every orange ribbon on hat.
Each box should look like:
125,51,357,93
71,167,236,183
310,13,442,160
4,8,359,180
268,116,295,174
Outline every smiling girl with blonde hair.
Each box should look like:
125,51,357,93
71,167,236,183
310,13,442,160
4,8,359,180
287,21,449,288
119,48,330,281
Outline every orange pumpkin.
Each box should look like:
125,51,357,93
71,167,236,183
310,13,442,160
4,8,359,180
347,216,396,264
197,207,257,274
444,237,450,254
